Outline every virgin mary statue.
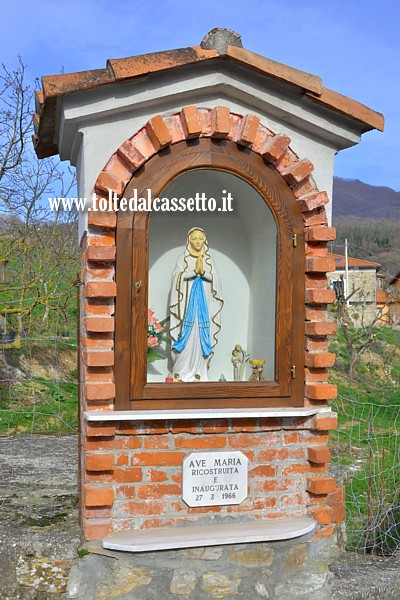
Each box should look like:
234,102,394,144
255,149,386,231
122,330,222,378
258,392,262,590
169,228,223,382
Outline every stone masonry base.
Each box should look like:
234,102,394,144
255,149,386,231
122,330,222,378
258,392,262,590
68,533,339,600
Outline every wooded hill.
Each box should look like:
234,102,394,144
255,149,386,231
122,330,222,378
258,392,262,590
332,178,400,281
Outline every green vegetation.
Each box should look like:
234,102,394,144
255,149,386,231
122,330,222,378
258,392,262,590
329,327,400,554
333,217,400,280
0,339,78,434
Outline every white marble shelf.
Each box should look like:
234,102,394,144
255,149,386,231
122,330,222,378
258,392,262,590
85,407,330,422
103,517,315,553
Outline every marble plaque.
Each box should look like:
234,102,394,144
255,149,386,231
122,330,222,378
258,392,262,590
182,451,248,507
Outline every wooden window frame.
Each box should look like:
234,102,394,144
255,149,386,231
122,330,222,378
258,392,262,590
115,139,304,410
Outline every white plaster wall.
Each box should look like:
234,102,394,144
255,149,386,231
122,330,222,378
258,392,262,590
147,170,276,382
57,63,366,240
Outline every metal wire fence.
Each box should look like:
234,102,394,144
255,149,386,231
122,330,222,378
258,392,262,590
0,299,399,570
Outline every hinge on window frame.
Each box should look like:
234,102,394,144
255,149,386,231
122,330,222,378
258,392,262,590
291,365,296,379
292,233,297,248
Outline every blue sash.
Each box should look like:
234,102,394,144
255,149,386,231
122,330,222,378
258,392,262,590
172,275,212,357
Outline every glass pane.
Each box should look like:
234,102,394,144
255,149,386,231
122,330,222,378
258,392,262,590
147,169,277,383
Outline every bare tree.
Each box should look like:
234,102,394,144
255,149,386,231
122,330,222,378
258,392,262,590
0,59,77,346
334,277,391,377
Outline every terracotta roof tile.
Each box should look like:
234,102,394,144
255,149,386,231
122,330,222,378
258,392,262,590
305,87,384,132
33,36,384,158
327,253,381,270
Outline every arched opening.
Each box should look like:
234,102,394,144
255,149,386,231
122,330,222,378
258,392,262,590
148,169,277,383
115,138,305,409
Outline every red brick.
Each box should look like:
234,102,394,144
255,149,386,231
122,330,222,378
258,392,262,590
282,158,314,185
256,478,304,493
113,468,142,483
305,353,336,368
305,338,329,352
171,421,199,434
146,469,168,482
260,132,291,162
115,485,136,498
86,246,116,262
83,521,113,541
227,497,277,513
181,105,202,138
202,419,229,434
306,384,337,401
279,493,308,508
306,476,336,495
306,257,336,273
305,243,329,257
257,448,306,462
85,350,114,367
116,454,129,466
86,423,116,438
87,231,115,246
281,462,327,475
257,418,284,431
303,208,328,227
297,191,330,212
144,435,169,449
308,505,333,524
231,419,257,432
211,106,230,138
131,452,185,467
85,371,113,383
138,484,181,499
327,485,346,523
305,289,336,305
146,115,172,150
305,227,336,242
305,321,337,336
305,274,329,289
117,140,146,169
307,446,331,464
249,465,277,478
104,154,131,182
96,171,124,196
305,367,329,383
83,507,111,519
82,336,113,350
86,383,116,400
84,281,116,299
86,453,114,472
117,423,139,434
228,432,280,448
84,485,114,507
283,431,329,445
236,114,260,146
312,413,338,431
174,436,226,449
85,317,114,333
305,307,327,321
120,500,167,515
88,210,117,228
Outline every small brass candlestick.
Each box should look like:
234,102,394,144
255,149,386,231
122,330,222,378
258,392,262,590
249,359,266,382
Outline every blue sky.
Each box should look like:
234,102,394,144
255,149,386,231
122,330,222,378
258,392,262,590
1,0,399,190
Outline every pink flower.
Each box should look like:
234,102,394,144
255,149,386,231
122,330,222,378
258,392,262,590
147,335,159,348
148,309,157,325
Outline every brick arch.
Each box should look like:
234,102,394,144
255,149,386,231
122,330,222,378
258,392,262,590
83,106,338,411
91,105,330,225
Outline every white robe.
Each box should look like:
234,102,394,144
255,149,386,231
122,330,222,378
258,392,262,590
169,254,223,382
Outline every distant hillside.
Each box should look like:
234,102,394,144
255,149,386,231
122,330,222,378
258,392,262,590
332,178,400,220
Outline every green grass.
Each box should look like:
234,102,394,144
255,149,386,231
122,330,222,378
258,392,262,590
0,339,78,434
328,327,400,553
